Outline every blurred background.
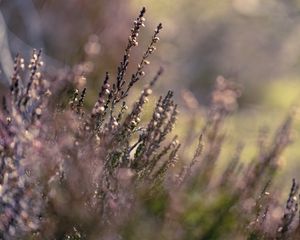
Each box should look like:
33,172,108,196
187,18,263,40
1,0,300,187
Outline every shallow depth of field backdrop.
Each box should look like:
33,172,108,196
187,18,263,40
1,0,300,222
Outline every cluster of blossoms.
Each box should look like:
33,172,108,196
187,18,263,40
0,7,299,240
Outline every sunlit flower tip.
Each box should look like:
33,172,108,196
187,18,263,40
154,113,160,119
99,106,105,112
136,117,141,123
145,88,152,96
293,196,297,201
149,47,156,53
104,89,110,95
35,108,42,115
143,60,150,65
154,37,160,42
97,98,104,104
36,72,41,78
45,89,52,96
139,71,145,76
157,107,164,113
130,120,137,127
142,97,149,103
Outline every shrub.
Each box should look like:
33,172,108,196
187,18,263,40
0,7,298,240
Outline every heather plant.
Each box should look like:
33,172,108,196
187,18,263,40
0,7,300,240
